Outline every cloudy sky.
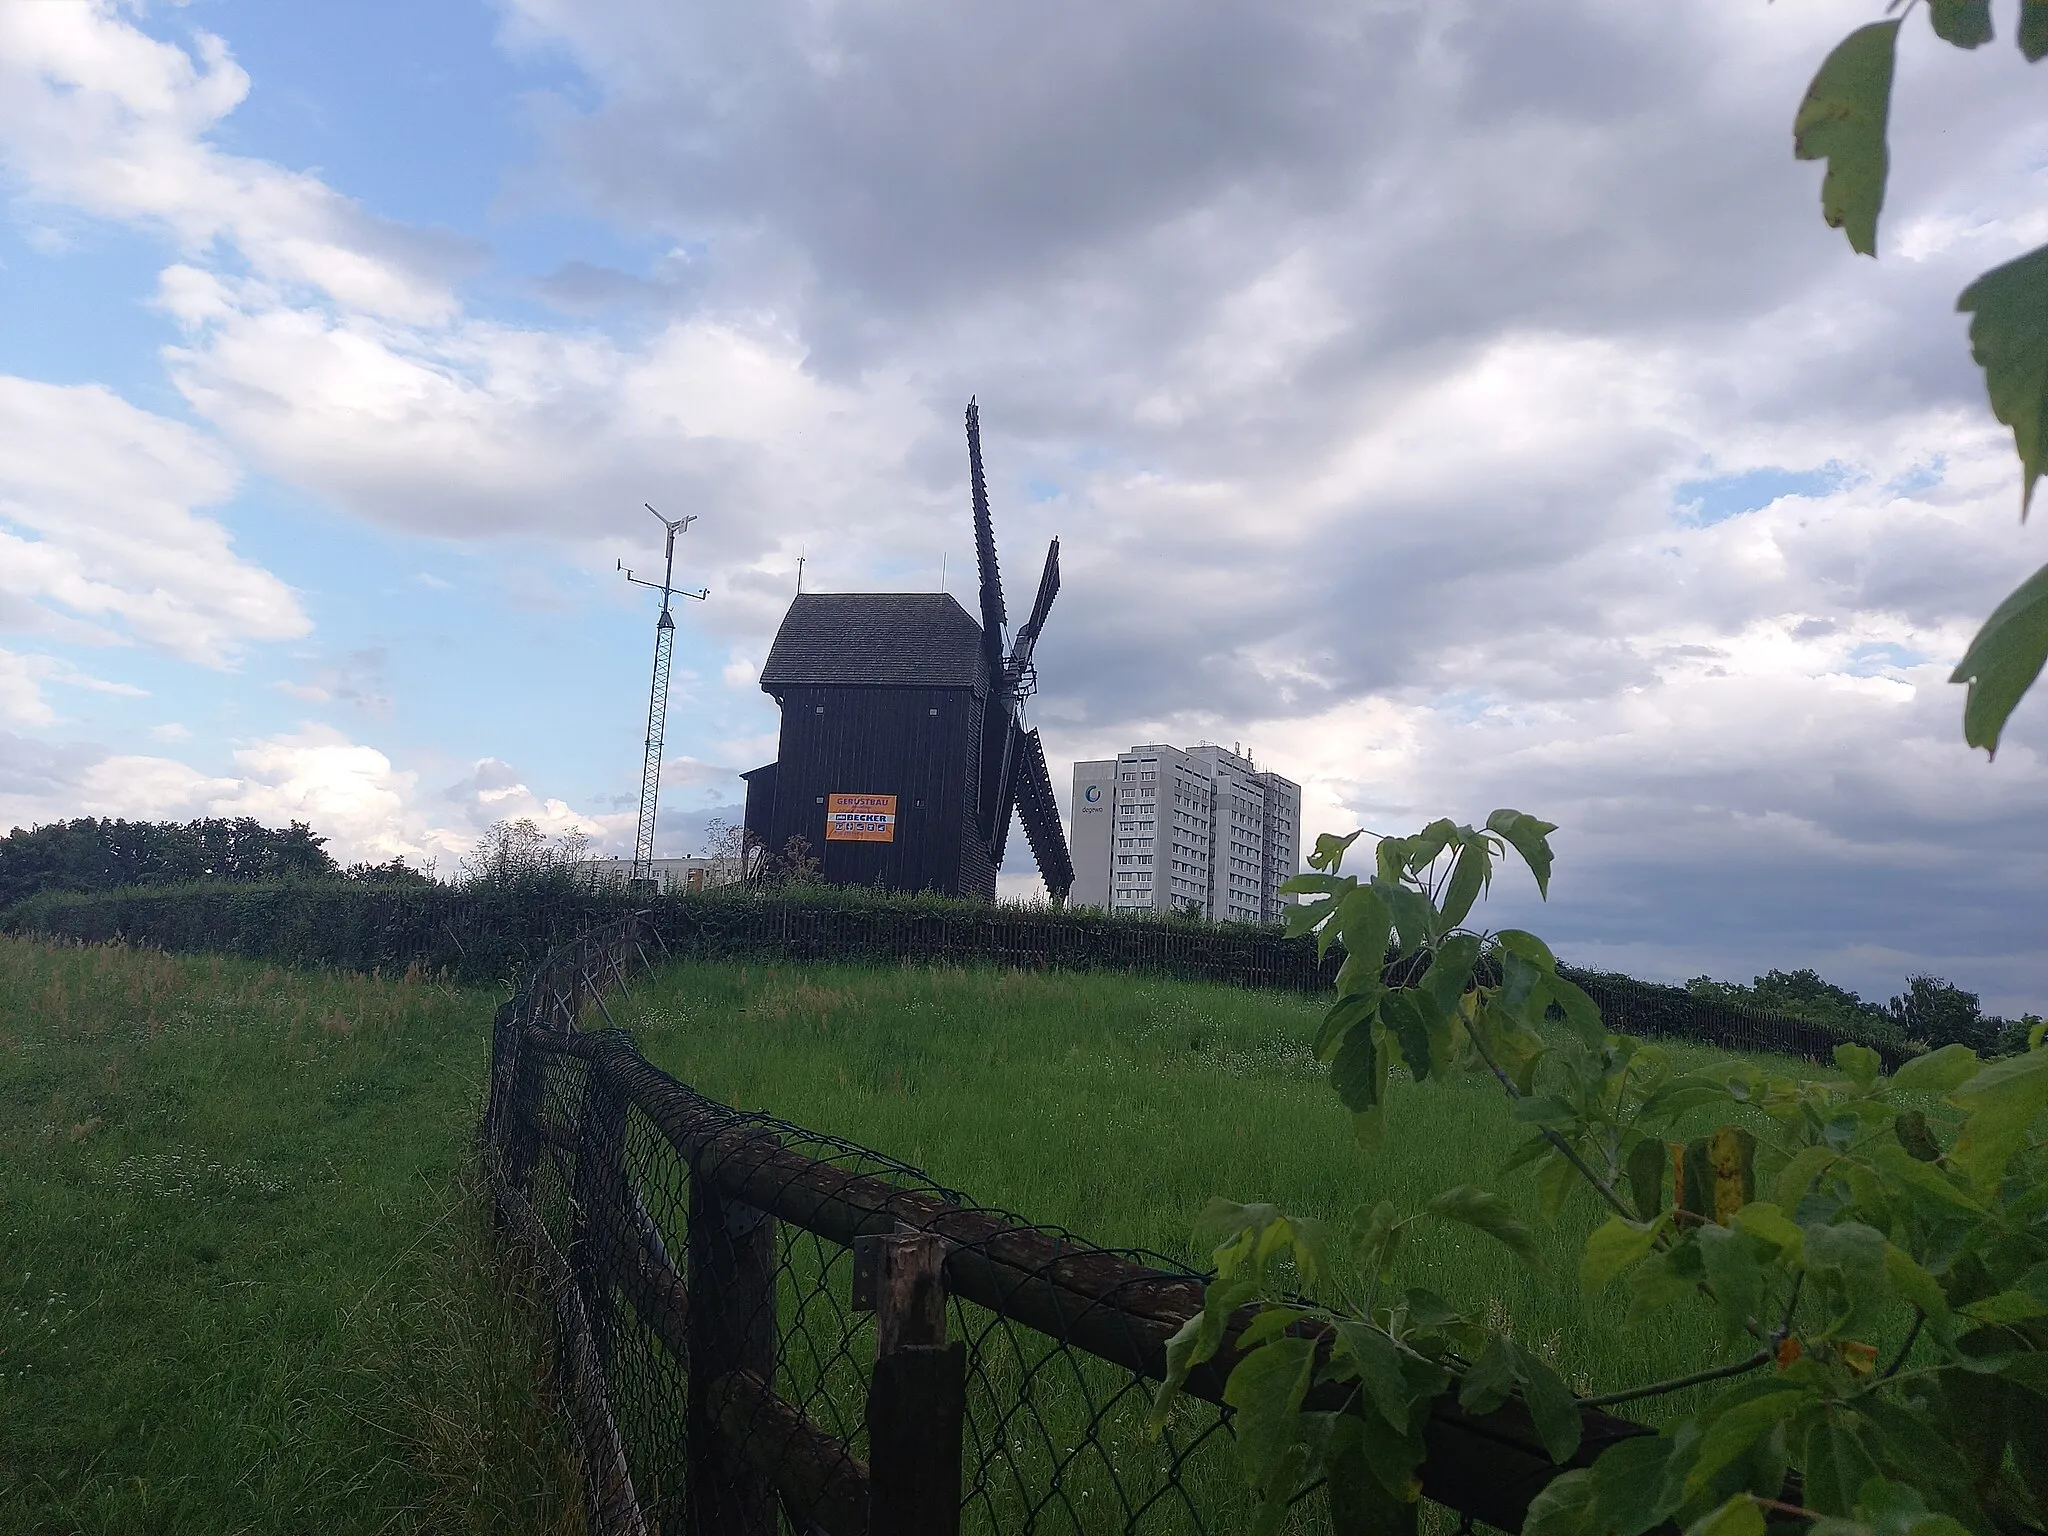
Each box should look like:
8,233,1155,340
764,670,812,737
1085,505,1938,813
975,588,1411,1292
2,0,2044,1009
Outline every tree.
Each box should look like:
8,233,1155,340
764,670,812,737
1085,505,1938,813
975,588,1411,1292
457,818,591,888
1888,972,1992,1050
1793,2,2048,753
0,816,340,907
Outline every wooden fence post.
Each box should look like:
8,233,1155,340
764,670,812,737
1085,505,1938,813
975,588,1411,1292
570,1061,628,1368
685,1171,779,1535
855,1232,964,1536
503,1022,547,1197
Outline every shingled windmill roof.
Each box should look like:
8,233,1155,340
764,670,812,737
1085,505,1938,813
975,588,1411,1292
758,593,989,693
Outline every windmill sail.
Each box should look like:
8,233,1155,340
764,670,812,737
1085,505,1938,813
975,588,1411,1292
1013,726,1073,902
961,400,1076,904
966,399,1007,671
1009,539,1059,681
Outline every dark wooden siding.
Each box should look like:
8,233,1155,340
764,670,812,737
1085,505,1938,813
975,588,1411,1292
750,684,985,896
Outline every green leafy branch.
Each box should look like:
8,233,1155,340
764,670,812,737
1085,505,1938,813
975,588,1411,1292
1792,0,2048,754
1155,810,2048,1536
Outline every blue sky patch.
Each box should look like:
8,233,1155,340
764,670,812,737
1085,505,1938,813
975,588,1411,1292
1845,642,1927,677
1674,462,1855,526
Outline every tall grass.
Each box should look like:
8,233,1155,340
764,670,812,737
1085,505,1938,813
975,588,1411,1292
0,937,580,1535
613,958,1816,1417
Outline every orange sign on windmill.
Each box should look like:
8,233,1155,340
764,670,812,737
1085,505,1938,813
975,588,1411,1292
825,793,897,842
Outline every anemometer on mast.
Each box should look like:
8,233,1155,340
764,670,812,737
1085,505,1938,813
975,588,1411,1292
619,504,708,890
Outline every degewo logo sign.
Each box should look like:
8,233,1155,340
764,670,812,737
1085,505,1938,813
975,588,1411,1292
825,793,897,842
1080,783,1104,812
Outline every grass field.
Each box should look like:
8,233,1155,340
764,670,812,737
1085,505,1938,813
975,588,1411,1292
0,936,579,1536
5,935,1845,1535
612,958,1824,1414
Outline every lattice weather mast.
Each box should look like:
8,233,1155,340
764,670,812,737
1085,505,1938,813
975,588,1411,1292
619,505,707,888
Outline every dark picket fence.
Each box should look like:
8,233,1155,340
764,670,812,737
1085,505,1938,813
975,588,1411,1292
5,879,1909,1066
485,913,1659,1536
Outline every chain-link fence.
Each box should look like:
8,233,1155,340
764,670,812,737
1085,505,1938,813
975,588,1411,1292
481,914,1654,1535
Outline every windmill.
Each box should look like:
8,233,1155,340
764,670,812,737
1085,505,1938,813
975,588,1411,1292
740,400,1075,902
620,505,707,889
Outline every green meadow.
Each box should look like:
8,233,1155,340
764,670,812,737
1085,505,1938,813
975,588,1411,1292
5,935,1837,1534
0,937,578,1536
611,958,1810,1412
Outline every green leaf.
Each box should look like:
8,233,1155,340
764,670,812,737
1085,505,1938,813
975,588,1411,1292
1406,818,1460,873
1698,1224,1767,1348
1960,243,2048,517
1315,990,1380,1063
1774,1144,1839,1209
1891,1042,1982,1095
1626,1135,1667,1220
1929,0,1993,48
1223,1335,1319,1490
1683,1494,1766,1536
1792,20,1900,257
1834,1042,1882,1090
1950,559,2048,755
1284,892,1337,939
1960,1289,2048,1324
1523,1467,1595,1536
1486,809,1558,898
1282,871,1351,898
1382,990,1443,1083
1332,1321,1420,1433
1150,1273,1257,1433
1307,830,1361,873
1323,1413,1424,1528
1883,1244,1951,1324
1949,1046,2048,1190
1353,1104,1387,1150
1802,1221,1890,1339
1731,1201,1804,1259
1588,1434,1682,1536
1501,1130,1557,1177
1800,1412,1883,1518
1419,932,1484,1025
1513,1344,1585,1464
1329,882,1392,968
1438,836,1492,930
1536,1148,1582,1222
1331,1019,1382,1115
1459,1335,1517,1416
1373,875,1436,958
1893,1108,1944,1163
1354,1199,1401,1284
1428,1185,1542,1272
1583,1216,1659,1295
2023,0,2048,61
1684,1393,1808,1499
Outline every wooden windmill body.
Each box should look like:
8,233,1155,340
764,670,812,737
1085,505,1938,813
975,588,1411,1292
741,403,1075,902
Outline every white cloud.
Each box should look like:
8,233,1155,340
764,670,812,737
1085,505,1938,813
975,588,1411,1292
0,726,626,869
0,376,307,686
0,3,474,323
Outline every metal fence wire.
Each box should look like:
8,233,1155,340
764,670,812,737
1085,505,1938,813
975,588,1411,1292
481,914,1653,1536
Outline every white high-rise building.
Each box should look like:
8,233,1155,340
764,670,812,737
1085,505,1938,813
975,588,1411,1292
1069,744,1302,922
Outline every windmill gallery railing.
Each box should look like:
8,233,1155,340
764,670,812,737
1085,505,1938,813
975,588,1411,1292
481,915,1663,1535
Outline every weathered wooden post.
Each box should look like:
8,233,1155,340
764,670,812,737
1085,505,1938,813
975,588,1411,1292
570,1060,628,1368
502,1020,548,1198
685,1169,779,1535
854,1231,965,1536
